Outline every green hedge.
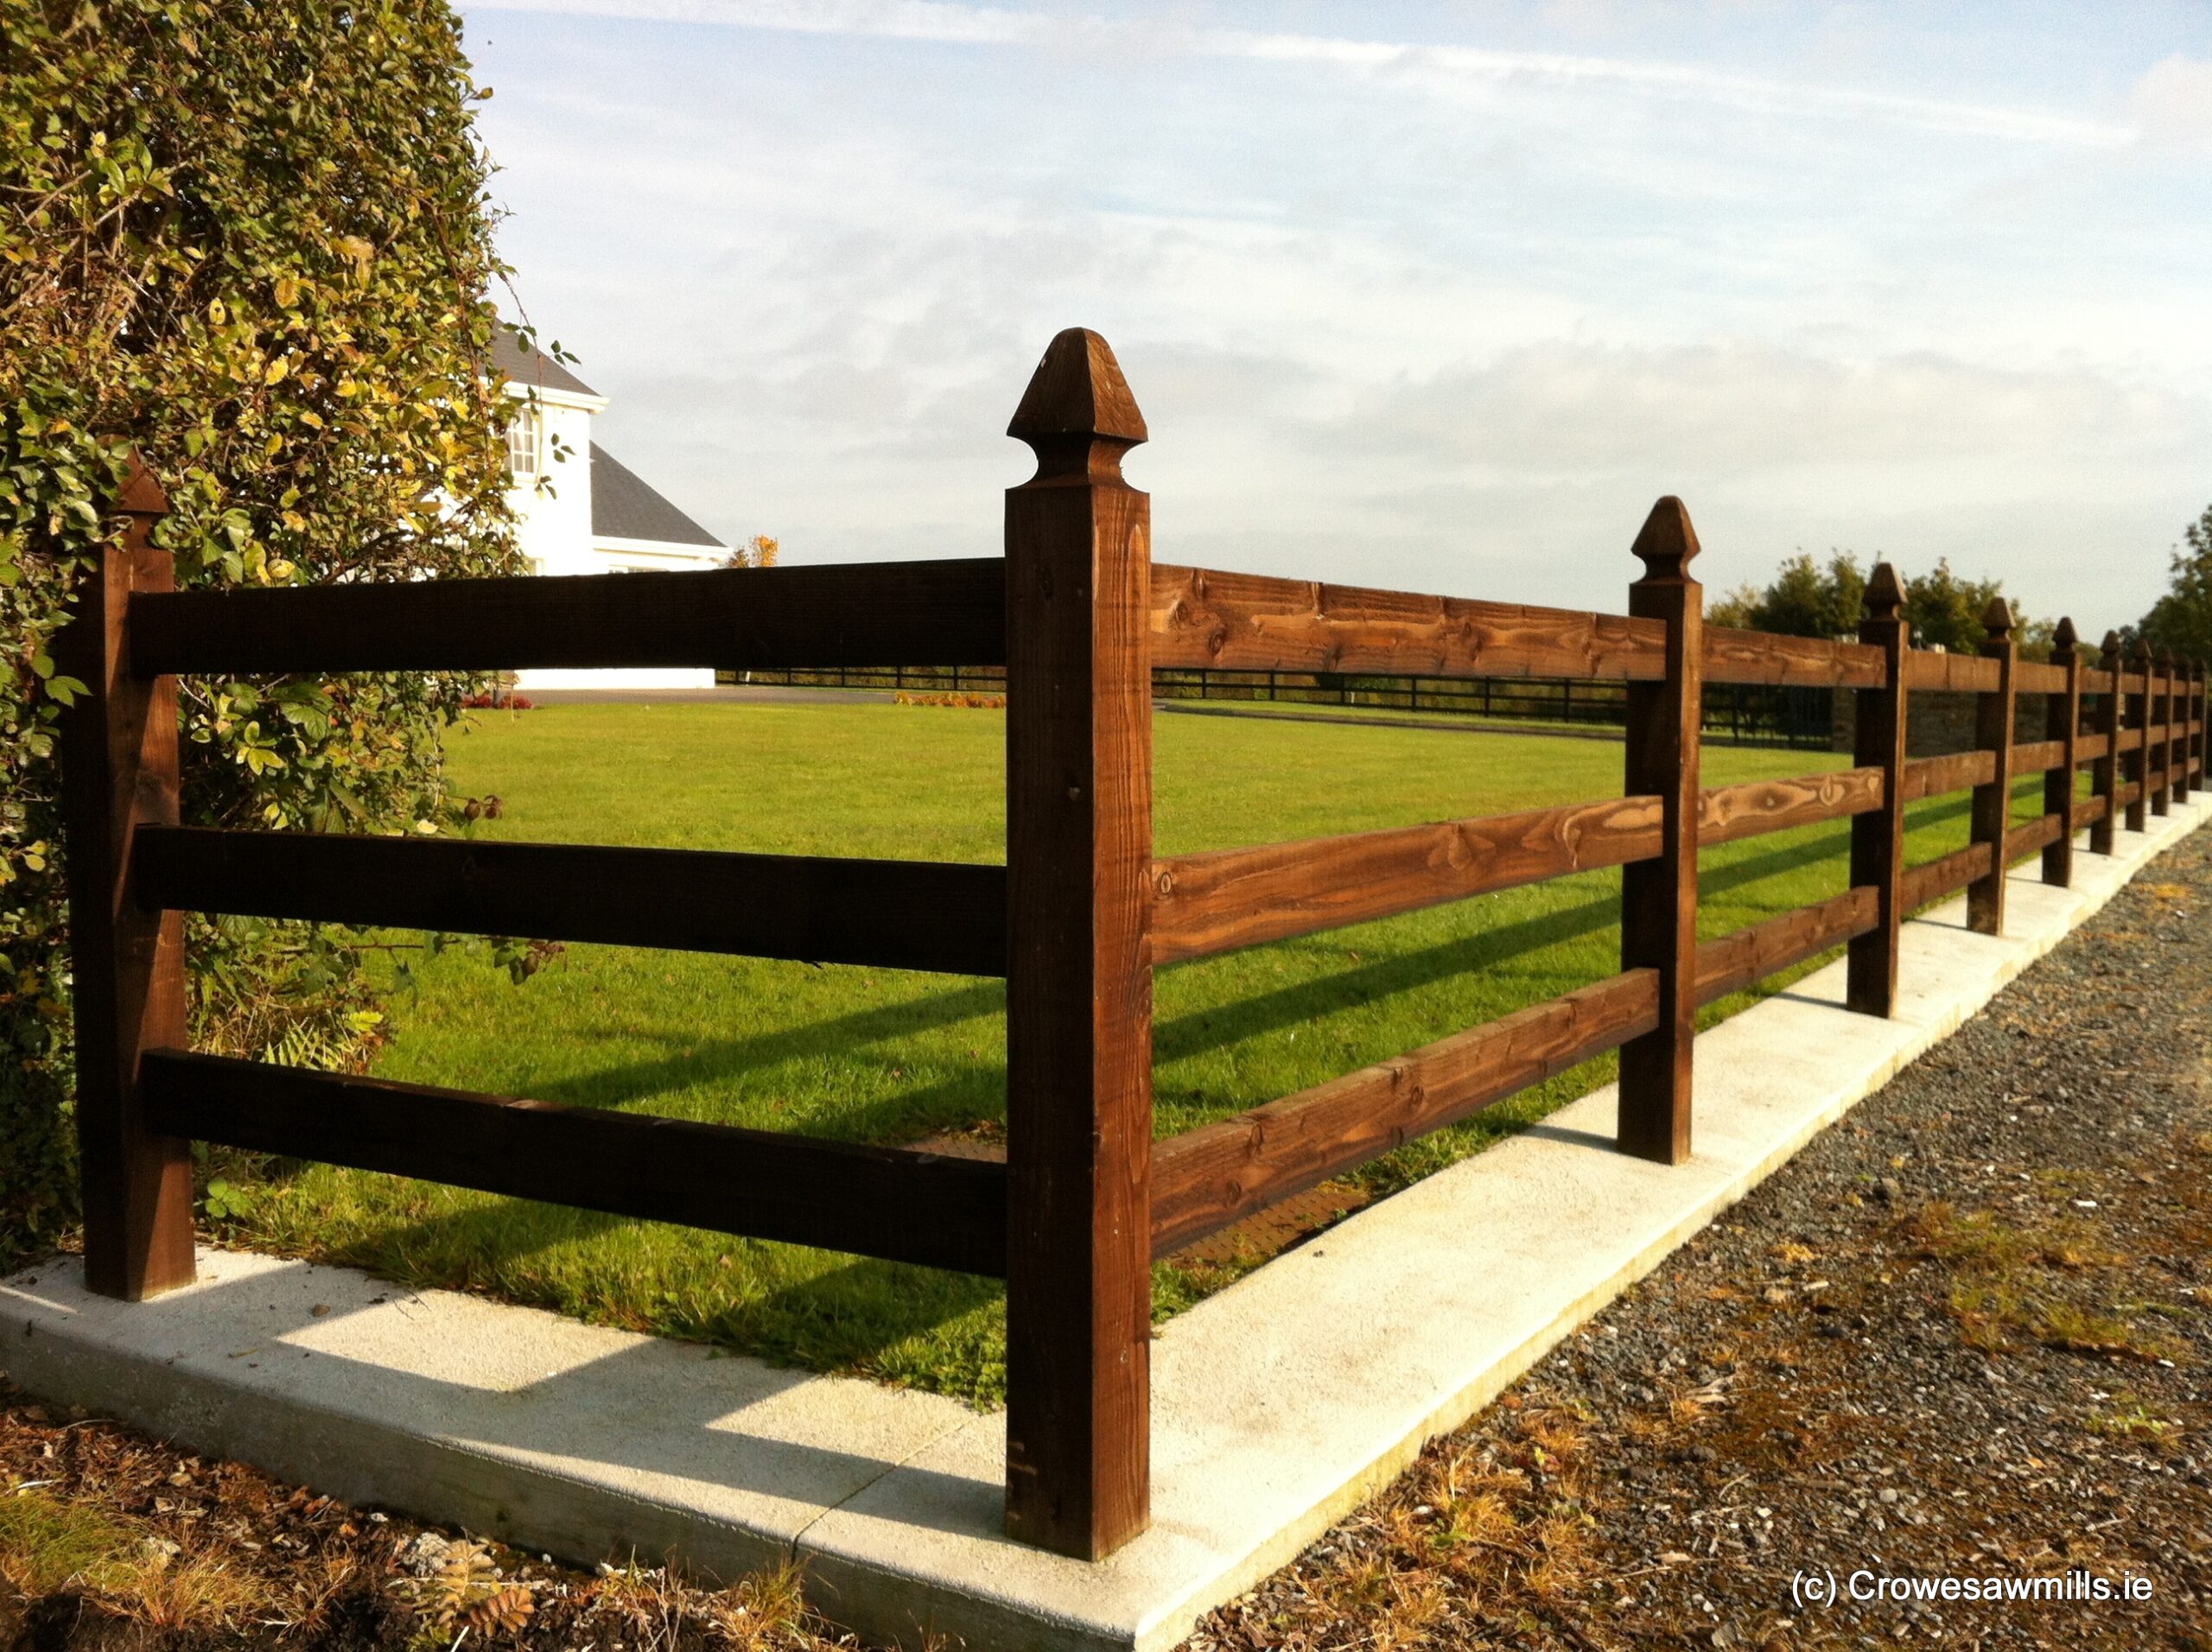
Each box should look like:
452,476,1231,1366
1,0,525,1261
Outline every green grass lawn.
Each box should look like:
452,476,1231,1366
219,699,2045,1403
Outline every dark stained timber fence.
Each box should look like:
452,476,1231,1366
59,330,2211,1565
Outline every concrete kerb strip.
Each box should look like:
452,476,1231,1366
4,798,2204,1651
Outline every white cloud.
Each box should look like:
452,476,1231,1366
469,0,2138,148
464,4,2212,630
1320,342,2202,472
2131,54,2212,149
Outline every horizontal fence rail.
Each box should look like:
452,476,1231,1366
1149,797,1664,965
1902,749,1996,802
1149,969,1661,1256
1147,563,1668,682
1703,626,1886,689
130,558,1009,677
134,826,1007,976
1698,767,1884,846
1900,651,2002,694
1694,888,1878,1008
1901,842,1995,912
1154,766,1889,969
2005,814,2066,861
138,1051,1007,1275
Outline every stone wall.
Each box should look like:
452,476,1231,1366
1830,684,2056,757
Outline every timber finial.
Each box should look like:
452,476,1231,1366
1980,595,2014,647
1007,328,1147,484
1864,562,1904,620
1630,497,1701,584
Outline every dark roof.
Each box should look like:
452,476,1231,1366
492,325,599,398
590,443,725,549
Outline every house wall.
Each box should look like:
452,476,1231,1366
505,388,718,693
505,397,600,579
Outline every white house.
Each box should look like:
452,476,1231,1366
494,327,727,690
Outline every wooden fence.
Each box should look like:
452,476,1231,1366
721,665,1835,748
60,329,2210,1562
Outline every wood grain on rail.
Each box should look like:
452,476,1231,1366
1697,767,1884,847
1902,651,2002,694
1901,842,1994,912
1694,887,1878,1008
2005,814,2065,864
1902,749,1996,802
1150,795,1663,965
1148,564,1666,682
1149,970,1660,1256
1703,627,1886,689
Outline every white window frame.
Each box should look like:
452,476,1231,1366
506,404,542,479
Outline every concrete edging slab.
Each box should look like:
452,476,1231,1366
4,799,2204,1649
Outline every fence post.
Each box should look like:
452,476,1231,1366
1001,328,1154,1560
2092,631,2122,855
2126,641,2152,833
2147,650,2170,817
2155,649,2177,812
2043,618,2080,888
1847,563,1909,1016
2172,650,2188,804
2185,654,2202,791
1618,498,1702,1165
2164,651,2182,804
2181,658,2199,799
1966,597,2016,936
56,454,196,1301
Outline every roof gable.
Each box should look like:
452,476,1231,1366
590,443,725,550
492,325,599,398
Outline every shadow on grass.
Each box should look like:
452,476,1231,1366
268,1177,1007,1379
475,795,1974,1128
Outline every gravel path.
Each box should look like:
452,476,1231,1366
1187,824,2212,1652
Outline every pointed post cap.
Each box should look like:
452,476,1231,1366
2102,628,2122,658
1864,562,1904,621
2133,633,2153,664
117,449,168,517
1008,328,1146,482
2051,615,2077,656
1980,594,2013,645
1630,496,1700,583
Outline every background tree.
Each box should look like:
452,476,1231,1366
1,0,524,1261
1707,550,1866,639
1711,550,2057,656
2138,504,2212,665
1898,558,2031,654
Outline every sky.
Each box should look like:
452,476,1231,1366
459,1,2212,627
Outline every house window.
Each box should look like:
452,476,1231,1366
506,406,541,479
